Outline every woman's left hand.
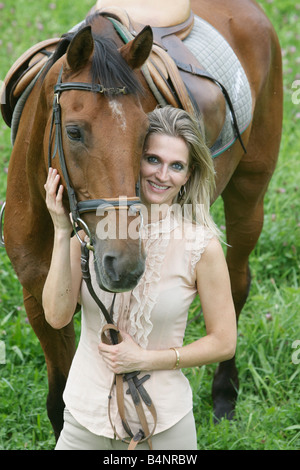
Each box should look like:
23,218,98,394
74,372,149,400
98,331,146,374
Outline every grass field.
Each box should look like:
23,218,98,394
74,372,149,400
0,0,299,450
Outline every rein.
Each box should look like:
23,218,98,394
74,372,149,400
81,242,157,449
48,66,156,449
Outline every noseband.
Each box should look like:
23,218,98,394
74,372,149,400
48,66,141,248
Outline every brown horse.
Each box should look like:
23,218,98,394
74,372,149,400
2,0,282,440
3,18,154,440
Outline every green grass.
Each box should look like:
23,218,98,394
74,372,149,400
0,0,300,450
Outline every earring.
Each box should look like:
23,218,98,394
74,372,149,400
179,185,186,200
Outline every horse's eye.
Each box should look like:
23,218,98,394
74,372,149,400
66,126,82,141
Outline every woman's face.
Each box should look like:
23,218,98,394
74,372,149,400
140,134,191,208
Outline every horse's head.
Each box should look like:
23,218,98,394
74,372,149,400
44,17,153,292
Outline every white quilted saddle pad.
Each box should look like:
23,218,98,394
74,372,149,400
183,15,252,157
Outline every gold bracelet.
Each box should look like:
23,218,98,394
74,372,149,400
170,347,180,369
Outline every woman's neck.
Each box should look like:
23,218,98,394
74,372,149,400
143,202,171,224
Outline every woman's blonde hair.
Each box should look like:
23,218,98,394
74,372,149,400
145,106,221,238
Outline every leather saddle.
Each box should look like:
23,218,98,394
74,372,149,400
94,0,197,115
1,38,59,127
1,0,244,151
95,0,245,151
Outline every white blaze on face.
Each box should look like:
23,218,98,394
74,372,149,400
108,99,127,131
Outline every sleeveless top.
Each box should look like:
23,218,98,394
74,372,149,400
63,212,213,439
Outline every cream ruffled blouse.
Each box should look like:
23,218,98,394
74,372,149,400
63,212,213,439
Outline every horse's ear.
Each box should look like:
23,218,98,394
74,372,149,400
119,26,153,69
66,25,94,71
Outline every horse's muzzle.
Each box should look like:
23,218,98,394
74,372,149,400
94,243,146,293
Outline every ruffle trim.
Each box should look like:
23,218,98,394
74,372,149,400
127,213,180,348
93,215,214,349
125,217,214,348
188,224,214,276
128,235,170,347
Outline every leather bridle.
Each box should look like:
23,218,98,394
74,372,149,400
48,66,142,248
48,66,156,449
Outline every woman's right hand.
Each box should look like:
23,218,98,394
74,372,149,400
44,167,72,234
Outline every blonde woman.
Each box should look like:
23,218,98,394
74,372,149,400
43,106,236,450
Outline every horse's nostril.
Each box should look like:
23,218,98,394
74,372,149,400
103,254,120,282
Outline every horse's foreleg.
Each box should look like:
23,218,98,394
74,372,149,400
23,288,76,441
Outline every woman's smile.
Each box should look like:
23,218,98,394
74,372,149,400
147,180,170,192
140,134,191,213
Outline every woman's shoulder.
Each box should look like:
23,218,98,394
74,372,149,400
197,234,222,259
194,235,227,278
172,219,216,275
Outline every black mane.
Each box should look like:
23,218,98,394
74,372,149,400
43,13,144,95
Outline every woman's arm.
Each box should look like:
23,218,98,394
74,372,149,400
98,237,237,374
42,168,82,329
171,237,237,368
